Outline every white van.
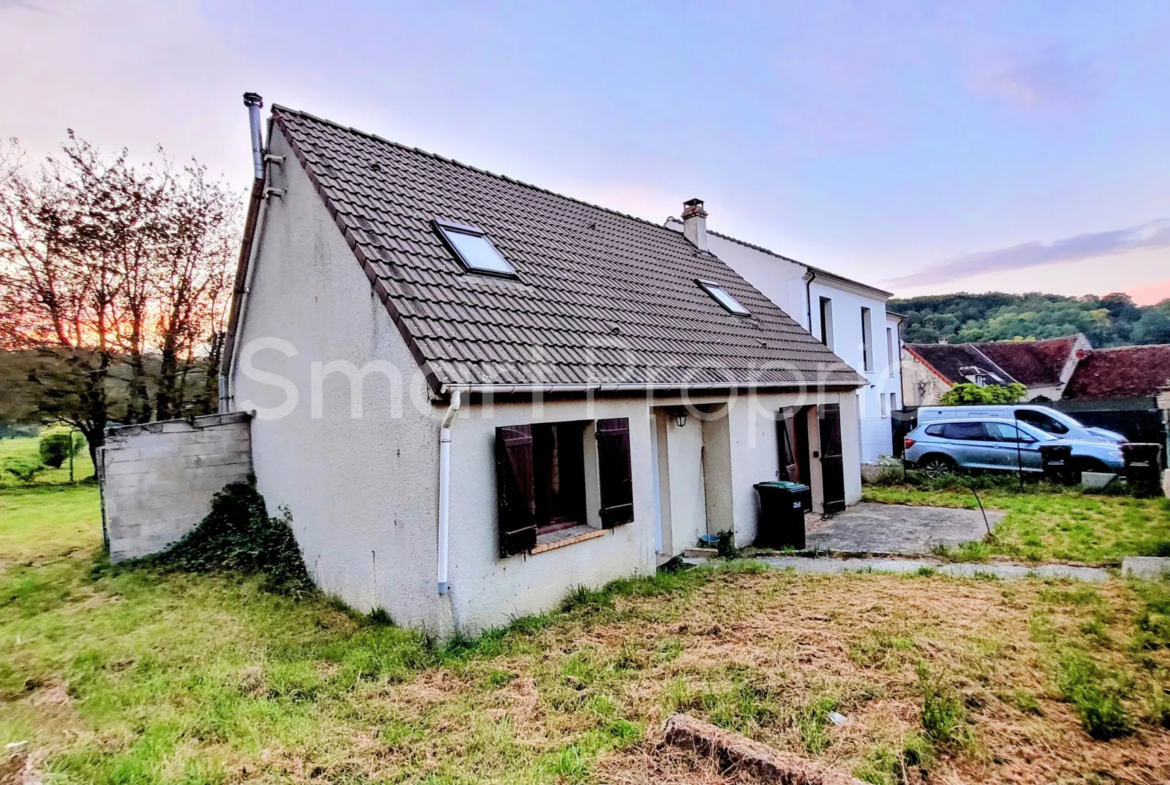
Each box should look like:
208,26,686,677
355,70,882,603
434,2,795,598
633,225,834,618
917,405,1125,445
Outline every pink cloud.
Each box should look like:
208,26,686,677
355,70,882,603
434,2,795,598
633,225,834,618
1127,277,1170,306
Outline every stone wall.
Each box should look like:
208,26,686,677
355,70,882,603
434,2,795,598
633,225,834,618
99,412,252,562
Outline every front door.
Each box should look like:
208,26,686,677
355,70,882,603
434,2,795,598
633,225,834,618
819,404,846,514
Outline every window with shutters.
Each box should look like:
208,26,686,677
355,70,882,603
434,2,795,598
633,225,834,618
495,418,634,557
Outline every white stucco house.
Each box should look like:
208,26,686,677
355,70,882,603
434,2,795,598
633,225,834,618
219,102,865,636
665,213,903,464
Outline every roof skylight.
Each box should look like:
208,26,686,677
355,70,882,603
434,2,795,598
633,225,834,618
697,280,751,316
434,220,516,277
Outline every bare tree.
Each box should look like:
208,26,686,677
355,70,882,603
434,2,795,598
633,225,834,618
0,133,241,467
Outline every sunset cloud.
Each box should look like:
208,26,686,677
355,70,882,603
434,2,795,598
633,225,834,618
882,220,1170,290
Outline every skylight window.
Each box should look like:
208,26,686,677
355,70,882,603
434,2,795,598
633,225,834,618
697,280,751,316
434,220,516,277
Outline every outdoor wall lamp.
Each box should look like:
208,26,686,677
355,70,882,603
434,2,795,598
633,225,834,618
674,410,688,428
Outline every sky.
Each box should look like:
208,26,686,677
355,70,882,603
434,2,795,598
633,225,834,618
2,0,1168,304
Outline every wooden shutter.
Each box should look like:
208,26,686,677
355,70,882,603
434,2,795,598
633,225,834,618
596,418,634,528
495,425,537,557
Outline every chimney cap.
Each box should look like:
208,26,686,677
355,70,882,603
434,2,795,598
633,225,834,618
683,197,704,207
243,92,264,108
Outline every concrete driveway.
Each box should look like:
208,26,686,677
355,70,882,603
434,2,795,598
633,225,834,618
804,502,1005,555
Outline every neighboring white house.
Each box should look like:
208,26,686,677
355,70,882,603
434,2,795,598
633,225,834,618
219,103,866,637
666,215,902,464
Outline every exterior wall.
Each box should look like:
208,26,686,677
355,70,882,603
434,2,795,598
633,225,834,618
228,128,442,631
442,397,657,633
689,227,896,464
902,349,953,408
99,413,252,562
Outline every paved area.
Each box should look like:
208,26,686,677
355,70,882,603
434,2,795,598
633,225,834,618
1122,556,1170,579
681,555,1109,582
804,502,1005,555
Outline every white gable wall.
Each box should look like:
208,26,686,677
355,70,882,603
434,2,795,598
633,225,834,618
228,128,443,631
691,227,899,464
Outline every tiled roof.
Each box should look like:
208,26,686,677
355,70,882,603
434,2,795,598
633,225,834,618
270,107,864,392
905,343,1015,386
973,336,1078,388
1063,345,1170,400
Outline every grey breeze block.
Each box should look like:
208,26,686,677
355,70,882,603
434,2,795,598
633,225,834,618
99,412,253,563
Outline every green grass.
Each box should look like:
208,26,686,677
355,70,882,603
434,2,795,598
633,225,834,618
864,483,1170,564
0,434,95,487
5,481,1170,783
0,486,102,568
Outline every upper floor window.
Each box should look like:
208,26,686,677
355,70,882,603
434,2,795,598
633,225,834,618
434,220,517,277
861,307,873,372
819,297,834,349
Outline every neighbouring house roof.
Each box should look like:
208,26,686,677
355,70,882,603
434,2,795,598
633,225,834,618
904,343,1016,387
663,217,893,300
974,336,1080,388
240,107,864,394
1063,345,1170,400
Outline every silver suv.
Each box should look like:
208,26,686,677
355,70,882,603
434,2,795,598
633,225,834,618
904,418,1124,476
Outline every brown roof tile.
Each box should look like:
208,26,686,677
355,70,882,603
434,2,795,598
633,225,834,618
1064,345,1170,400
270,107,863,392
976,336,1078,388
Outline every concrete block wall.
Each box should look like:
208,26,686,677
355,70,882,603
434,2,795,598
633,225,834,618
99,412,253,562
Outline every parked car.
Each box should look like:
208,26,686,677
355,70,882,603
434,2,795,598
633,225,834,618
917,404,1125,444
904,418,1125,476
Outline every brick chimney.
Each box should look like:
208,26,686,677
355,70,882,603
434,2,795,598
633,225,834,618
682,198,708,252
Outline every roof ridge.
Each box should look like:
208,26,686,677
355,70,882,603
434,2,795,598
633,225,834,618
666,216,891,297
1084,343,1170,353
271,104,695,244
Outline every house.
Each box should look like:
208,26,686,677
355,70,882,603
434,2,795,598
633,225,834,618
1057,344,1170,447
902,335,1089,407
217,103,865,635
664,213,903,464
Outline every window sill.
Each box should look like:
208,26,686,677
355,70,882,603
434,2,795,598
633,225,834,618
532,524,605,555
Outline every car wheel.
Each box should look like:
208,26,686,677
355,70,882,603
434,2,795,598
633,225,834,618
919,455,956,479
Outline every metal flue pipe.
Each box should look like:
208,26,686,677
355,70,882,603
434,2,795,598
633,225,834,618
243,92,265,180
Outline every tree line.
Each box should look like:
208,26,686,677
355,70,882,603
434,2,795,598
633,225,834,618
891,292,1170,348
0,133,241,464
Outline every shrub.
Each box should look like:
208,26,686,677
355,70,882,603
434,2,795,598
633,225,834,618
150,475,314,595
940,382,1027,406
38,431,81,469
4,459,46,485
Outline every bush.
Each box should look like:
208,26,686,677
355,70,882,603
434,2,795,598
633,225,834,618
940,382,1027,406
38,431,81,469
3,459,46,485
150,475,314,595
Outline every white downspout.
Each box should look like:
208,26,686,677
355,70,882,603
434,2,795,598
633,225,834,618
437,389,462,595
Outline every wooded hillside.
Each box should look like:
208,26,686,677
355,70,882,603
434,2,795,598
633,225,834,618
890,292,1170,348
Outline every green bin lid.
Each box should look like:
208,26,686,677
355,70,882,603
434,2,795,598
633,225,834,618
754,481,809,491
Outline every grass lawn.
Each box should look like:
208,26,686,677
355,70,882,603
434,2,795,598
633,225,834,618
3,485,1170,783
864,482,1170,565
0,434,96,487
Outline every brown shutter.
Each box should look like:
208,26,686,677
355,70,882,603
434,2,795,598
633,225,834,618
596,418,634,528
495,425,537,556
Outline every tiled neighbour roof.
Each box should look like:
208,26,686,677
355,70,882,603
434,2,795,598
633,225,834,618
975,336,1078,388
905,343,1016,386
1063,345,1170,400
270,107,864,392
